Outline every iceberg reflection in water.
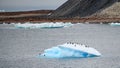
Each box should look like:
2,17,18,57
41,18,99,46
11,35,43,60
14,22,73,29
40,43,101,58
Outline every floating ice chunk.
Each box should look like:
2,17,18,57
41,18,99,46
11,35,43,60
40,43,101,58
14,22,73,29
110,23,120,26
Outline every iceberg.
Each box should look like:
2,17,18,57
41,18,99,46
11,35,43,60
110,23,120,26
40,43,101,58
14,22,73,29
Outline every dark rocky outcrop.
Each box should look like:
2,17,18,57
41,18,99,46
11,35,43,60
51,0,120,18
90,2,120,18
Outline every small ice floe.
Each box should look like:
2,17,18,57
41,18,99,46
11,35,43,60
14,22,73,29
109,23,120,26
40,43,101,58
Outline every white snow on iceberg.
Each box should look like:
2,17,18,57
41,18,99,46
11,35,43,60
40,43,101,58
14,22,73,29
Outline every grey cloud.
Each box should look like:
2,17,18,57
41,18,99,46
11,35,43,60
0,0,67,11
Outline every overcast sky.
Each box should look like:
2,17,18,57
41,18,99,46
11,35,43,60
0,0,67,11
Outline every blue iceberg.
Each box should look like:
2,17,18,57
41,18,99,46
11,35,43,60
14,22,73,29
40,43,101,58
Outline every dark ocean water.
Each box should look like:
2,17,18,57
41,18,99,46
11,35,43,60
0,24,120,68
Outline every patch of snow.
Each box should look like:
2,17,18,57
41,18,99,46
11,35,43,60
48,13,52,15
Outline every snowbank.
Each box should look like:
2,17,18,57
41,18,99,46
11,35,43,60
14,22,73,29
40,43,101,58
